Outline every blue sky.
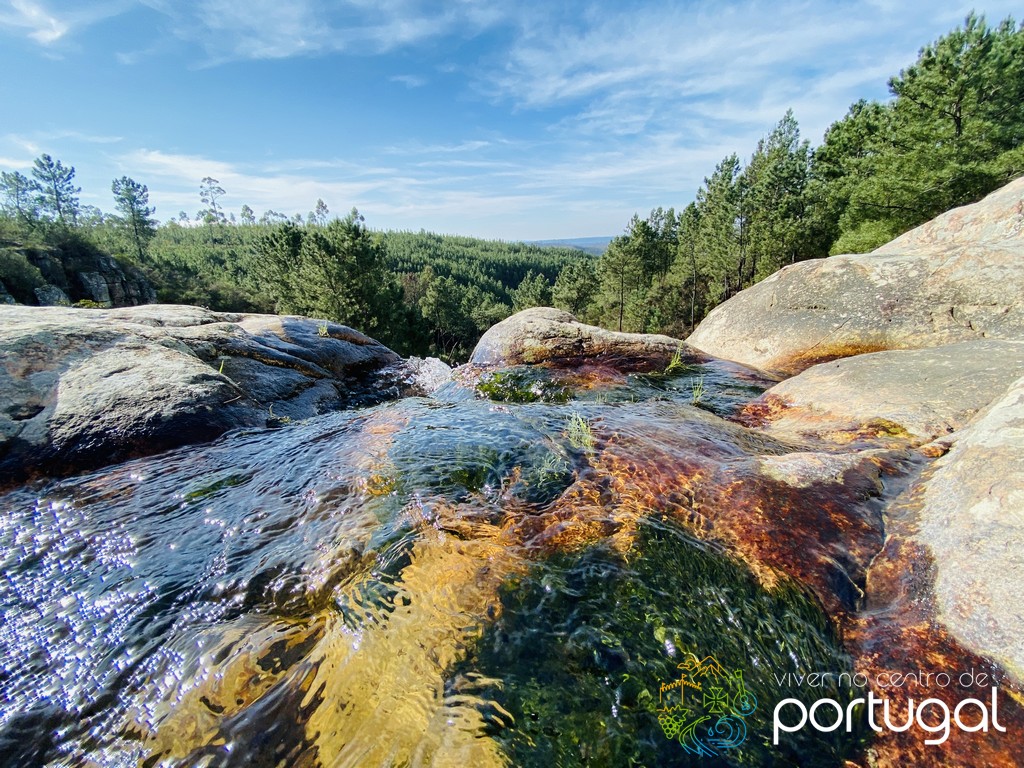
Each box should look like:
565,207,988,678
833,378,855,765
0,1,1019,240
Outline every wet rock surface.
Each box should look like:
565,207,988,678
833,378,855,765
916,375,1024,683
1,309,1022,766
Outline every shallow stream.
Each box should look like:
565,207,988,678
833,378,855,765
1,362,872,767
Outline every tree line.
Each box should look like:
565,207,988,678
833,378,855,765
0,164,583,359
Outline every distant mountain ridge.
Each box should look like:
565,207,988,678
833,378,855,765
529,236,611,255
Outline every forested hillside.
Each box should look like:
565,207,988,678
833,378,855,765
0,174,585,359
2,14,1022,358
566,13,1024,336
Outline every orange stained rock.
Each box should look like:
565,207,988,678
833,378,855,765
849,522,1024,766
737,393,793,428
777,341,892,377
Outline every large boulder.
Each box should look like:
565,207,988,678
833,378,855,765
743,340,1024,444
0,304,400,486
687,177,1024,374
471,307,703,370
914,375,1024,683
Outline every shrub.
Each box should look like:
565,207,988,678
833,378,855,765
0,249,46,303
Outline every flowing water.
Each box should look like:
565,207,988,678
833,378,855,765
1,362,870,767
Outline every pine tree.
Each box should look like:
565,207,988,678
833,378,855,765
32,154,80,226
112,176,157,261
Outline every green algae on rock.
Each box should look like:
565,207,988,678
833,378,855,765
459,516,866,768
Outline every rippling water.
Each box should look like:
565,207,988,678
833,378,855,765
0,364,862,767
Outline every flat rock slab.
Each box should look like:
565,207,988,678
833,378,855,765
742,340,1024,444
687,177,1024,374
0,304,400,486
470,306,704,370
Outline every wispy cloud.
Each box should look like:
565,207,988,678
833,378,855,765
390,73,427,88
0,155,32,168
5,0,1023,239
0,0,68,44
0,0,134,45
42,129,123,144
116,148,402,218
483,0,1024,147
134,0,511,65
383,139,493,156
3,133,41,156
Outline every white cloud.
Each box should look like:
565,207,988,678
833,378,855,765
115,148,404,218
481,0,1024,150
0,0,134,45
0,155,32,168
390,74,427,88
0,0,67,44
134,0,513,65
7,0,1024,239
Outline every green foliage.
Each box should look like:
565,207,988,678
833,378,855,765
596,209,678,332
0,249,46,303
4,11,1018,359
739,110,816,280
32,153,80,227
818,13,1024,252
385,234,578,359
111,176,157,262
0,171,41,226
830,218,903,255
199,177,226,224
552,257,598,317
476,369,571,404
565,13,1024,337
510,269,552,311
663,342,685,375
251,210,397,343
689,375,706,405
565,411,595,452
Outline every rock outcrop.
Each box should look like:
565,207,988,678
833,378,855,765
471,306,702,370
0,304,400,486
914,375,1024,683
743,339,1024,444
686,176,1024,374
1,241,156,307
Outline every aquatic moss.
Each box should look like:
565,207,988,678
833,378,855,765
476,369,572,404
458,516,868,767
183,472,253,502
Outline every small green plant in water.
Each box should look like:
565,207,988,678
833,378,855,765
566,412,595,452
663,341,686,375
317,322,330,338
690,375,706,405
